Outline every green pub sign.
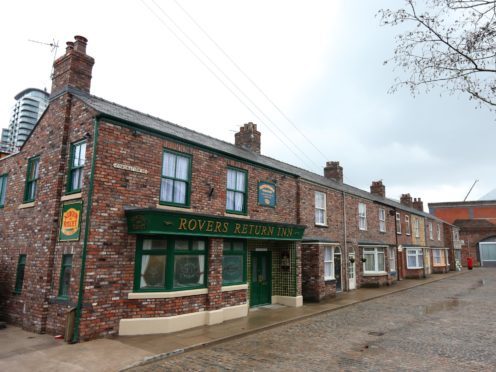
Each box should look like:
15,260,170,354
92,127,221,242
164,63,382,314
126,209,305,241
59,201,83,241
258,181,276,207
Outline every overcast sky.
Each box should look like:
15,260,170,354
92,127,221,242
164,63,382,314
1,0,494,209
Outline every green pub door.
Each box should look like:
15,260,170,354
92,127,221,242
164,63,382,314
250,251,272,307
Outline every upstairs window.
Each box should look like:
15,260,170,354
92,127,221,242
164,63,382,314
358,203,367,230
414,218,420,238
379,208,386,232
24,156,40,202
315,191,327,226
160,150,191,206
67,141,86,192
0,174,7,207
429,222,433,240
226,168,247,213
396,212,401,234
437,223,441,241
405,215,411,235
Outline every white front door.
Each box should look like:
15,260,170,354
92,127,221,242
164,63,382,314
348,253,356,290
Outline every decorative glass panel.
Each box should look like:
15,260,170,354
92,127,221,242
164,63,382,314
222,256,243,284
175,240,189,250
173,255,205,288
141,255,166,289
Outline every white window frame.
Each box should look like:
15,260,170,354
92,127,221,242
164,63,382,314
414,218,420,238
388,246,396,272
437,223,441,241
379,208,386,232
405,215,411,235
358,203,367,231
428,222,433,240
432,248,444,266
396,212,401,234
323,246,334,280
315,191,327,226
362,247,385,274
406,248,424,269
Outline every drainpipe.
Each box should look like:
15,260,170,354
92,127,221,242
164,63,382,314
393,207,400,281
342,190,348,291
72,117,99,343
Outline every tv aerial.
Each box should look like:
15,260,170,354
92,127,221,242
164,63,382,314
28,38,59,78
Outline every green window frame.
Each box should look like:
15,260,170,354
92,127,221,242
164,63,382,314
159,149,192,207
134,236,207,292
226,167,247,214
58,254,73,298
24,156,40,202
67,140,86,193
222,240,246,285
0,173,7,207
14,254,27,294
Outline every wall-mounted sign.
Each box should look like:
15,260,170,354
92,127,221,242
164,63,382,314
59,201,83,241
258,181,276,208
126,209,306,241
113,163,148,174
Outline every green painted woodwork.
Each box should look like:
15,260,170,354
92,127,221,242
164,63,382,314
126,209,306,241
250,251,271,306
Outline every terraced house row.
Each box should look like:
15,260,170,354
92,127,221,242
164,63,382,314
0,36,462,342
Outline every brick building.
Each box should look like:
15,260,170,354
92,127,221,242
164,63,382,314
0,36,458,342
429,200,496,267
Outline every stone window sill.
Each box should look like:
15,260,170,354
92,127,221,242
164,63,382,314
61,192,82,201
224,212,250,219
18,202,35,209
156,204,193,212
221,284,248,292
128,288,208,299
363,272,388,277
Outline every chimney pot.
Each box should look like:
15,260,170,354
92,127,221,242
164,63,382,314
74,35,88,53
51,35,94,96
324,161,343,183
235,122,261,154
370,180,386,198
400,193,413,207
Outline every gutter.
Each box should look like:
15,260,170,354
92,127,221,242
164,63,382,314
72,117,99,343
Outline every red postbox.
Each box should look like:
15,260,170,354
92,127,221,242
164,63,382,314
467,257,473,270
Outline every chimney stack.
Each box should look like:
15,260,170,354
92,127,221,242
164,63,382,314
235,122,261,154
324,161,343,183
413,197,424,212
370,180,385,198
51,35,95,96
400,193,413,207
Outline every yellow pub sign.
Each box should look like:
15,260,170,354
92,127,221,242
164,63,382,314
59,201,83,241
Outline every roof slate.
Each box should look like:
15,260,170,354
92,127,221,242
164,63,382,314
68,87,442,221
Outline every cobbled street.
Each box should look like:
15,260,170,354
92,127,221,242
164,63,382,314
131,269,496,371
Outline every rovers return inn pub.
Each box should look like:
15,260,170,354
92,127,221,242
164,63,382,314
0,36,456,342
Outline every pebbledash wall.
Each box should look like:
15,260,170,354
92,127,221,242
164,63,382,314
0,36,457,341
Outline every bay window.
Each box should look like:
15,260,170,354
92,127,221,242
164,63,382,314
406,248,424,269
362,247,385,274
135,237,206,291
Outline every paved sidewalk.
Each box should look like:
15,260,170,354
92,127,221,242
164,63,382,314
0,270,468,372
